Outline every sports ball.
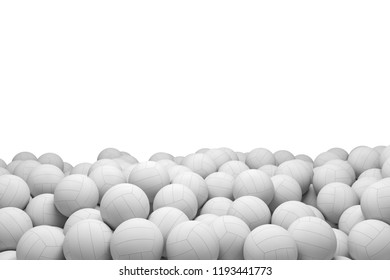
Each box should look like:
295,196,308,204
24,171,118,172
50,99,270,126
313,152,340,167
211,215,250,260
276,159,313,195
97,147,122,160
338,205,365,235
244,224,298,260
27,164,65,197
0,174,30,209
0,250,16,260
205,172,234,199
232,169,274,204
100,183,150,229
359,168,382,180
0,207,33,251
38,152,64,170
227,196,271,230
70,162,92,175
218,160,249,178
88,159,121,175
288,216,337,260
348,219,390,260
312,163,355,194
148,207,189,256
16,226,65,260
149,152,174,162
200,197,233,216
316,182,359,224
274,150,295,166
194,214,219,225
172,171,208,207
301,184,317,207
182,153,217,178
382,158,390,178
25,194,67,227
361,178,390,223
128,161,170,202
327,147,349,160
294,154,313,163
271,201,315,230
63,219,112,260
258,164,278,177
13,160,41,182
380,145,390,166
63,162,73,175
0,168,9,176
348,146,380,177
245,148,275,169
332,228,349,258
6,160,22,174
63,208,102,235
153,184,198,220
88,165,126,202
110,218,164,260
54,174,99,217
269,174,302,212
167,165,192,182
166,221,219,260
351,177,379,200
204,148,231,169
12,151,37,161
236,151,247,162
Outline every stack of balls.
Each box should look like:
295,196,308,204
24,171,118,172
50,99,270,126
1,145,390,260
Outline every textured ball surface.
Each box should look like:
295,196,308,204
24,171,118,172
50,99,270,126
128,161,170,202
211,215,250,260
269,174,302,212
233,169,274,204
271,201,315,230
338,205,365,235
153,184,198,219
316,182,359,224
148,207,189,256
348,146,380,177
0,207,33,252
227,196,271,230
166,221,219,260
89,165,126,203
182,153,217,178
348,219,390,260
218,160,249,178
200,197,233,216
360,178,390,224
63,219,112,260
25,194,67,227
54,174,99,217
63,208,102,235
276,159,313,195
172,171,208,207
205,172,234,199
110,218,164,260
38,152,64,170
0,174,30,209
13,160,41,182
288,216,337,260
16,226,65,260
244,224,298,260
27,164,65,197
100,183,150,229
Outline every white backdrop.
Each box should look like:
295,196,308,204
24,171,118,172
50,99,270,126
1,0,389,165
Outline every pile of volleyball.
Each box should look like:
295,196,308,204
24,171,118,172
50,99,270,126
1,145,390,260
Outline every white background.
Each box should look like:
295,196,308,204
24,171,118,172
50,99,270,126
0,0,389,165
